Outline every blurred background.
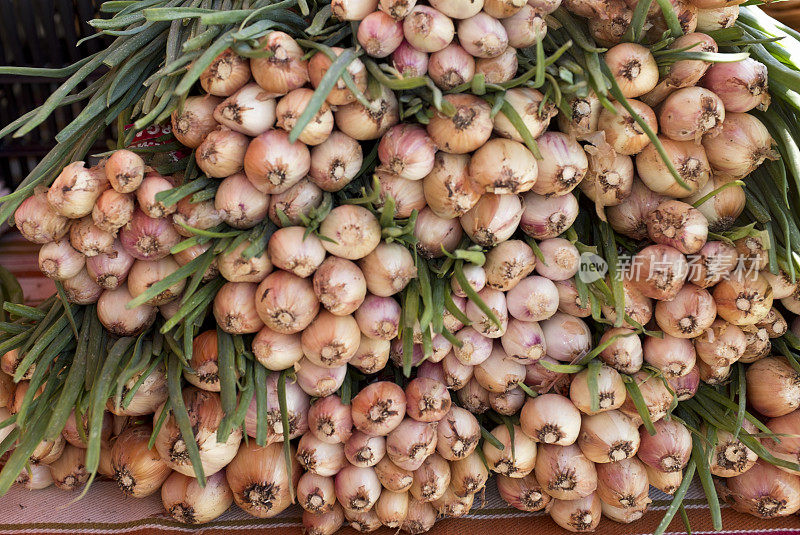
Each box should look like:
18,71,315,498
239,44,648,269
0,0,108,191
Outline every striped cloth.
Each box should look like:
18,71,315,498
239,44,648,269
1,478,799,534
0,231,798,534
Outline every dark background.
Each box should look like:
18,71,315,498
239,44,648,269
0,0,108,190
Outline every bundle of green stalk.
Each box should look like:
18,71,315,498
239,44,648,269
2,0,800,533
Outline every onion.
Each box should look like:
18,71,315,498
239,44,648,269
629,244,688,301
557,93,602,141
659,86,725,142
458,13,509,58
319,205,381,260
717,460,800,518
604,43,659,98
501,5,547,48
331,0,379,20
391,40,429,77
48,162,110,218
375,173,427,219
598,99,657,156
469,138,538,194
637,419,692,473
595,457,650,510
171,96,221,149
540,312,591,362
39,238,85,281
334,84,399,140
252,327,303,371
713,270,773,326
199,48,249,97
598,327,642,374
378,124,437,180
93,189,134,233
701,112,778,181
173,195,221,237
162,471,234,524
606,179,663,240
295,359,347,398
702,58,770,112
386,418,438,471
570,365,626,415
155,388,242,478
269,179,324,226
213,281,264,334
255,270,319,334
427,94,493,154
460,193,523,247
643,32,718,106
555,278,592,318
646,0,697,40
301,311,361,368
251,31,309,95
687,240,738,288
215,172,269,229
402,6,455,52
521,393,580,445
619,371,674,425
119,209,180,261
196,126,249,178
696,5,739,31
450,371,481,408
531,132,588,197
647,199,708,254
62,268,103,304
243,372,310,443
112,425,171,498
414,206,464,259
643,334,696,377
428,43,475,91
521,191,579,240
244,130,310,194
227,441,300,518
535,443,597,500
655,283,717,338
483,424,537,477
409,453,451,502
578,410,640,463
636,136,711,197
127,257,185,306
709,422,758,478
306,48,366,104
267,226,326,278
579,146,634,210
745,356,800,417
98,286,157,336
354,294,401,340
357,11,404,57
450,451,489,497
476,45,518,84
69,216,114,257
14,193,69,244
275,88,334,146
360,242,417,297
213,83,277,136
105,149,145,193
429,0,484,17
